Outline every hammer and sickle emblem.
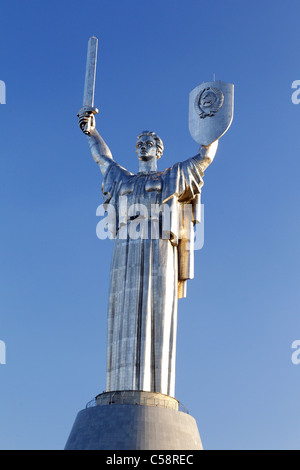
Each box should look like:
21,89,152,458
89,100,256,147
195,86,224,118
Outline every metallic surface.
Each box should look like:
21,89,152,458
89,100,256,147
81,134,217,397
83,36,98,107
189,80,234,145
77,45,232,398
78,36,98,135
93,390,180,411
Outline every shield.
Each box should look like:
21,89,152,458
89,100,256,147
189,81,234,146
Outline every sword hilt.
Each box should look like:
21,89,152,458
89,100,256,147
77,105,99,135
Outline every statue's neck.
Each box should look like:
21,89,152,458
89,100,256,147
138,158,157,173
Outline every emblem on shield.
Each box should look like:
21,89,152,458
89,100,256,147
189,81,234,146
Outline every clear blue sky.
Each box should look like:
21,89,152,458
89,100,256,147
0,0,300,450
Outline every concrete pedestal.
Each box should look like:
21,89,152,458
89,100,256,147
65,391,203,450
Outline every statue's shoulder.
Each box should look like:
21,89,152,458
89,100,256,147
160,161,182,178
102,161,134,199
104,160,134,181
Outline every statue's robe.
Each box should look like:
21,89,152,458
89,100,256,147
101,156,204,396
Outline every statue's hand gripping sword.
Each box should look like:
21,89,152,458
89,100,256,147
77,36,98,135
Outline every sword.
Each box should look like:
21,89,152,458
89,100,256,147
77,36,99,135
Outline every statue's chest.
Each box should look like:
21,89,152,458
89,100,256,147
119,174,163,205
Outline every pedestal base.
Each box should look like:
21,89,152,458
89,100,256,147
65,391,203,450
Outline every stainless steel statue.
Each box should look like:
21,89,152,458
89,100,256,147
78,38,234,398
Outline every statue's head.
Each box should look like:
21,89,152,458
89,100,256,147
135,131,164,161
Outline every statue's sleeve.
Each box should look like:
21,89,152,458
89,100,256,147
162,157,205,299
100,161,133,238
101,160,133,204
162,156,204,205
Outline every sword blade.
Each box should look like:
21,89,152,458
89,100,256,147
83,36,98,107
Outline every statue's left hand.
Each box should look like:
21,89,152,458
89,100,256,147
196,140,219,171
199,140,218,161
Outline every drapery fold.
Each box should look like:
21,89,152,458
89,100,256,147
101,156,204,395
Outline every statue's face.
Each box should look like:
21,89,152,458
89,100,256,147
136,135,157,161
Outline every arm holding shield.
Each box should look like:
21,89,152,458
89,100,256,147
189,80,234,172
